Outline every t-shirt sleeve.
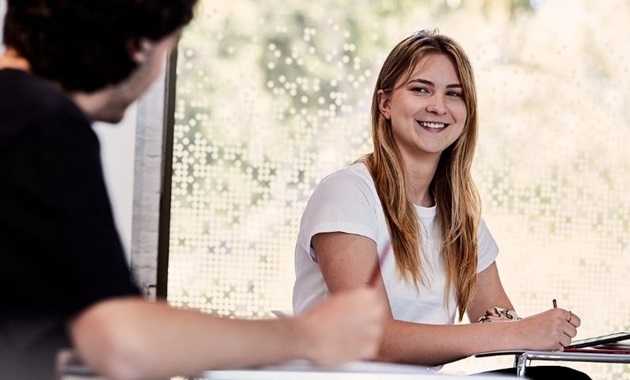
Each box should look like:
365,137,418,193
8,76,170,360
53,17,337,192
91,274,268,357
477,218,499,273
1,107,140,317
297,168,379,262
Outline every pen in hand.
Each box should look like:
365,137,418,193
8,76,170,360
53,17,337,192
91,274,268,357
553,298,573,323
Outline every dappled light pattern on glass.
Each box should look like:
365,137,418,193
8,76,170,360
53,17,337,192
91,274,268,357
169,0,630,377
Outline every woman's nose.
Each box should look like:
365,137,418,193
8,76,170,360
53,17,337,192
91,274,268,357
426,95,446,115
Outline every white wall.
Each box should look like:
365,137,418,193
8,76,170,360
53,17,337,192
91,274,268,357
0,1,5,53
93,113,137,258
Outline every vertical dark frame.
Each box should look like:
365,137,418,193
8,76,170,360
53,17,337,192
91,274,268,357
156,46,179,299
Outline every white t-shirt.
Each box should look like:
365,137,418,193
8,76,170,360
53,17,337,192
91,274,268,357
293,162,498,325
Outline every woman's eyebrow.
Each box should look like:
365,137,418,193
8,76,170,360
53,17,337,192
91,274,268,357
407,78,462,88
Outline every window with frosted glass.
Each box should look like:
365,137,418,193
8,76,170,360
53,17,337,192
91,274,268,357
168,1,630,377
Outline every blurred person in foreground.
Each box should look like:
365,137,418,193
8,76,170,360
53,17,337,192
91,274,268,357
0,1,385,378
292,29,591,380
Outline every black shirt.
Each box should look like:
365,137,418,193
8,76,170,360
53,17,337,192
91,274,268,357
0,69,141,378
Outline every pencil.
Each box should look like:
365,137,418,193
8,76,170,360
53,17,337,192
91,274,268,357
553,299,557,308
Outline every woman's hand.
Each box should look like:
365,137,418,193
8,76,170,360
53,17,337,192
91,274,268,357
515,308,581,351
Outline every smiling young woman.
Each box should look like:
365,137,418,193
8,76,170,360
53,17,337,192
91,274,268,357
292,29,592,380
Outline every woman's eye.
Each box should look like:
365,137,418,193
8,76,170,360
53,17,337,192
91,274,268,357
447,91,463,98
412,87,429,94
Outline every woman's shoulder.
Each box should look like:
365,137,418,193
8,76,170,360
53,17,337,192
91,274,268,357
478,217,492,234
310,162,378,204
320,162,373,187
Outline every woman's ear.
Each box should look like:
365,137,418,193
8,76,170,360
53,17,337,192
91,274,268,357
127,38,153,64
376,89,391,120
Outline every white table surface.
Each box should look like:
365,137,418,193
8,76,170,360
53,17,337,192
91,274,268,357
200,360,513,379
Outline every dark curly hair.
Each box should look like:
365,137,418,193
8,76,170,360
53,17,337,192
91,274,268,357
3,0,197,92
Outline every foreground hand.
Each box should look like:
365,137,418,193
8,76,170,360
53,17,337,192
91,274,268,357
298,288,386,365
517,308,581,351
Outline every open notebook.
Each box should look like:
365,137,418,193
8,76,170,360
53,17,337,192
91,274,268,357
564,331,630,354
566,331,630,348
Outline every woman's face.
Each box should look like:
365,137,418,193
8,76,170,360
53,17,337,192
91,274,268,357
377,53,467,163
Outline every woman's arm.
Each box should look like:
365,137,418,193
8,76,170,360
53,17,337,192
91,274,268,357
466,262,514,322
313,232,581,367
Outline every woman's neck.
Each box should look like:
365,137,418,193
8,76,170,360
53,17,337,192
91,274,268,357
403,156,439,207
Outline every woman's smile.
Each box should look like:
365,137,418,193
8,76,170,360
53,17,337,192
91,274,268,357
417,120,449,130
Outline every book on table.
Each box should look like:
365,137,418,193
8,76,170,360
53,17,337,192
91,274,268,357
563,331,630,354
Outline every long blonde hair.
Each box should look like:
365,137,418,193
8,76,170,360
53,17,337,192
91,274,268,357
361,30,480,321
